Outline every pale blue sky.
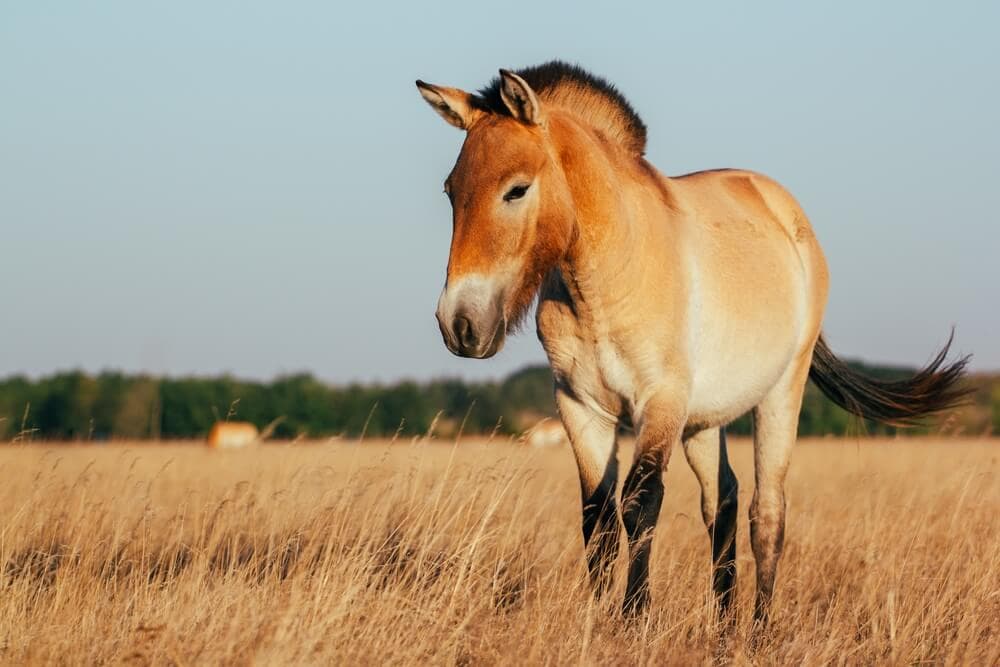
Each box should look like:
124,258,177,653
2,2,997,383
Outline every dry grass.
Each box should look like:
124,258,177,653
0,436,997,665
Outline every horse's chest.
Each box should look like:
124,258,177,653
537,313,634,419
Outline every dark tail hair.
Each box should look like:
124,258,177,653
808,332,972,427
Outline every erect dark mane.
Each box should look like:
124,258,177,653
476,60,648,156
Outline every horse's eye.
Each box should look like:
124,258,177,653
503,184,529,202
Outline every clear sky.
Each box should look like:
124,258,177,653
2,2,997,383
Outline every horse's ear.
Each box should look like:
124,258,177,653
415,80,481,130
498,69,542,125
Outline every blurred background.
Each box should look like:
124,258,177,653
2,2,997,439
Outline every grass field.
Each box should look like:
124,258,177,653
1,436,997,665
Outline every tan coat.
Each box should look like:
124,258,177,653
207,422,259,449
417,61,967,625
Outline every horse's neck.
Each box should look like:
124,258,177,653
550,115,662,327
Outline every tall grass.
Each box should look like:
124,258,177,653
1,437,997,664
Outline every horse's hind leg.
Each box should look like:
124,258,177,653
750,353,812,630
556,387,621,598
683,427,739,619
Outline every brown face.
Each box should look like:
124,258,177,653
417,72,574,359
436,117,571,357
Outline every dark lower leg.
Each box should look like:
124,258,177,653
621,453,665,617
581,467,620,597
712,441,739,616
749,492,785,628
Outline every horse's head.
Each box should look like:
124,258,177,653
416,70,575,359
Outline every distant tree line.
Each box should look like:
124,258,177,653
0,362,995,442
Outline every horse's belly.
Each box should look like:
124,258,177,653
686,300,804,428
687,351,790,428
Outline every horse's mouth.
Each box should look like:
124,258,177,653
475,319,507,359
453,316,506,360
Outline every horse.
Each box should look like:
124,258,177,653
206,421,259,448
524,417,570,448
415,61,969,626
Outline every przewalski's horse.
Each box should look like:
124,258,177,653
415,62,969,625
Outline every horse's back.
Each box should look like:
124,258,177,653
674,167,828,322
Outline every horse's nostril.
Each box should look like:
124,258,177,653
454,315,478,350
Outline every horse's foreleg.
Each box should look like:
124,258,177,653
750,354,811,630
621,397,682,617
556,387,620,598
683,427,739,620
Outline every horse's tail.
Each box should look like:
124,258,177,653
808,332,972,427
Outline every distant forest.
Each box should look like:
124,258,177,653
1,362,996,442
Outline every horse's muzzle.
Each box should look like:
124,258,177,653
436,278,507,359
437,308,505,359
